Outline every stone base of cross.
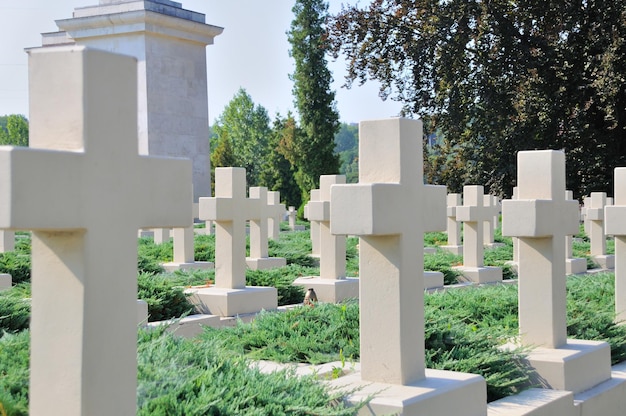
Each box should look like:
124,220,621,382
0,274,10,291
424,271,444,289
186,286,278,317
566,258,587,275
329,118,486,415
292,276,360,303
245,257,287,270
452,265,502,284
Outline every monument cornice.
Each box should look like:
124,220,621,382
56,9,223,45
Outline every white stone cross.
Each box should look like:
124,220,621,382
482,194,499,246
502,150,579,348
331,118,427,384
201,167,254,289
0,46,192,416
304,189,321,257
605,168,626,321
246,186,286,270
310,175,346,279
455,186,502,283
565,190,587,275
195,168,278,316
442,193,463,254
587,192,615,269
458,186,490,267
288,206,297,230
330,118,485,414
267,191,284,240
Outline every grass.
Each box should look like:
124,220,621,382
1,223,625,413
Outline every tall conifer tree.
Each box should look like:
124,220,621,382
288,0,340,201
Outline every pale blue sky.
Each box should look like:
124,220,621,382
0,0,403,124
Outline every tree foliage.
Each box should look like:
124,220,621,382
289,0,341,202
329,0,626,198
259,113,303,208
0,115,29,147
211,88,271,187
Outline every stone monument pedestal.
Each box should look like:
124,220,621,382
441,244,463,255
292,276,359,303
566,258,587,275
0,274,11,291
245,257,286,271
593,254,615,270
185,286,277,317
454,265,502,284
424,271,444,289
331,369,486,416
505,339,611,394
162,261,214,272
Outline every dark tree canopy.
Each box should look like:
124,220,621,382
289,0,341,201
329,0,626,198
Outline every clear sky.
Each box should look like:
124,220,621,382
0,0,404,124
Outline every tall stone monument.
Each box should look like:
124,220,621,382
37,0,223,201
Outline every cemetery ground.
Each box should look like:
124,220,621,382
0,224,624,415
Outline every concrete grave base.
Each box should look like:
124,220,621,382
488,388,575,416
137,299,148,325
592,254,615,270
423,247,437,255
292,276,359,303
146,314,221,338
424,271,444,289
566,258,587,275
485,242,506,249
574,363,626,416
504,339,611,394
162,261,214,272
441,244,463,255
185,286,278,317
246,257,287,271
0,274,11,291
454,265,503,284
330,368,486,416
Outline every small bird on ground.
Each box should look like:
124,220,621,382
304,288,318,306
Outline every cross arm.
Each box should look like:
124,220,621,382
198,197,234,222
0,146,82,230
422,185,446,233
330,183,403,236
502,199,579,238
306,200,329,222
135,156,192,229
605,206,626,236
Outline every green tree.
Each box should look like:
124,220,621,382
288,0,341,202
259,114,302,208
335,123,359,183
0,114,28,147
212,89,271,186
329,0,626,199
